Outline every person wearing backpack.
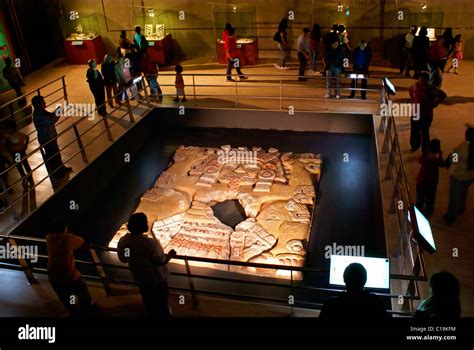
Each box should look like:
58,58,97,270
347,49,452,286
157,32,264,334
274,18,290,70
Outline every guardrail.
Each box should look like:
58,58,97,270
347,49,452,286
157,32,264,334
0,76,151,223
378,79,427,314
0,71,381,228
0,233,423,316
0,73,426,316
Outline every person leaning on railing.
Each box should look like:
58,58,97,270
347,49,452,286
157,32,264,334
117,213,177,319
31,95,72,179
46,220,96,317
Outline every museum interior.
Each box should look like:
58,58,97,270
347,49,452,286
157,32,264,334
0,0,472,325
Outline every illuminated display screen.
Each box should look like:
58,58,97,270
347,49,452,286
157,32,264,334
408,206,436,253
329,255,390,289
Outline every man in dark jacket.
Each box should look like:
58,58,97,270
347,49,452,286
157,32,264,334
349,41,372,99
324,32,344,99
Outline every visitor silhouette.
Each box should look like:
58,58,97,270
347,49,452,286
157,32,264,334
415,271,461,319
319,263,387,320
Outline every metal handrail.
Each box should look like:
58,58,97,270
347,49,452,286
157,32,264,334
0,77,149,220
0,232,424,316
378,82,427,313
0,75,66,110
1,71,379,224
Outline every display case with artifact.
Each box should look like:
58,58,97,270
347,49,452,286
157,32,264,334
61,13,105,64
134,14,172,65
214,4,259,65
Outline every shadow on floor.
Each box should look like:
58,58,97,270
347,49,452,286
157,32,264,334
442,96,474,105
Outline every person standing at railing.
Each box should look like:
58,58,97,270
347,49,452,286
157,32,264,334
324,32,344,99
349,41,372,100
32,95,72,179
101,54,121,108
444,126,474,223
46,220,95,317
1,120,32,188
296,28,311,82
416,139,445,217
115,52,138,103
174,65,186,103
408,73,447,152
140,48,162,98
125,45,144,100
117,213,177,319
2,57,26,106
86,59,107,117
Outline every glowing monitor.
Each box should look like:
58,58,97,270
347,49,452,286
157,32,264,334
408,205,437,254
329,255,390,289
383,77,396,95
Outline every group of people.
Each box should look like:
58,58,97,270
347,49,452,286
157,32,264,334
400,25,463,87
319,263,461,320
45,213,175,318
273,20,371,99
46,214,462,320
414,124,474,223
86,27,164,117
407,68,473,223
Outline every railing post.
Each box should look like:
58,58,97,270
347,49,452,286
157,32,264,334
184,259,198,310
381,116,392,154
73,125,89,164
142,77,152,108
102,115,114,141
389,180,400,214
9,103,15,125
193,74,197,107
89,247,113,296
289,268,294,316
61,76,68,104
8,238,38,285
125,95,135,123
280,76,282,111
234,75,238,108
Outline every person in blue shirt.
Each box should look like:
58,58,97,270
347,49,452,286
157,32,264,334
349,40,372,99
32,95,72,179
133,26,149,53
